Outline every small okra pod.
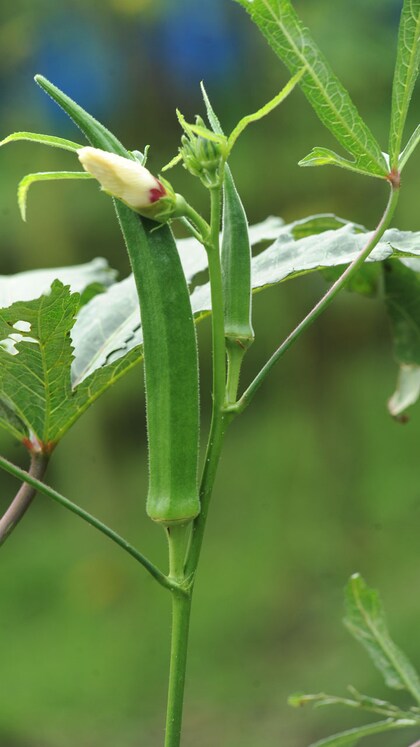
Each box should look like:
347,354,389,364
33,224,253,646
221,165,254,352
200,84,254,354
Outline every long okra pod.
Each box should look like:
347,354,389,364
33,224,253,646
35,76,200,526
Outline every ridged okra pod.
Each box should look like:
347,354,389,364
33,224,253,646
35,75,200,525
201,85,254,352
221,167,254,351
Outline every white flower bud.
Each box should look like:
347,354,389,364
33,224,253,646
77,147,166,210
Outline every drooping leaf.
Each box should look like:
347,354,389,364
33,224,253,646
307,718,417,747
388,0,420,168
234,0,388,177
0,258,116,307
0,131,83,152
344,574,420,702
18,171,93,221
384,259,420,418
388,364,420,418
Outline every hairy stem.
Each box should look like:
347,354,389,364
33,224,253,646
229,184,400,415
164,590,193,747
0,455,176,592
0,451,48,545
186,186,227,579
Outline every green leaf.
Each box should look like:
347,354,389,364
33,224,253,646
0,131,83,152
234,0,388,177
388,364,420,419
298,147,384,178
399,124,420,171
289,689,414,719
344,574,420,702
18,171,93,221
0,258,116,307
384,260,420,366
389,0,420,168
383,259,420,418
308,718,417,747
0,281,79,446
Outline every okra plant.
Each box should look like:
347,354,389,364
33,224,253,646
0,0,419,745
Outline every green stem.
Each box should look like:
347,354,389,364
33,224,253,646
0,455,175,593
163,186,227,746
164,590,193,747
229,185,400,415
186,186,228,579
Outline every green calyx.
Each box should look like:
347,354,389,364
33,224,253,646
177,113,228,189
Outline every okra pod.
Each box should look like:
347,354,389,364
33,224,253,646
35,76,200,525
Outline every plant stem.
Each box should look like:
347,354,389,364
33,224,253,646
229,184,400,415
0,451,48,545
186,186,227,579
163,186,227,746
0,455,176,592
164,590,193,747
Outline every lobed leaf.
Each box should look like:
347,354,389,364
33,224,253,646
389,0,420,168
234,0,388,177
344,574,420,702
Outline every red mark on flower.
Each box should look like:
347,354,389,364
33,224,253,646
149,180,166,203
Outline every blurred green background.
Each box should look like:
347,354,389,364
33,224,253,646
0,1,419,746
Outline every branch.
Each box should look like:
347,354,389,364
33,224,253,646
0,451,49,545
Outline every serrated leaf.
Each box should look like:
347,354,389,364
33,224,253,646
344,574,420,702
0,258,116,307
309,718,417,747
0,281,79,445
389,0,420,168
234,0,388,177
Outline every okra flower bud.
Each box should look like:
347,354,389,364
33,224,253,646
78,147,176,220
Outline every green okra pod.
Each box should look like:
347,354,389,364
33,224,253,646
221,167,254,351
201,85,254,353
35,75,200,525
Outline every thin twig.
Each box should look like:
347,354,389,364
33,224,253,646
0,451,49,545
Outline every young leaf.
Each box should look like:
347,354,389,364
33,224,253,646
308,718,417,747
389,0,420,168
234,0,388,177
344,574,420,702
289,690,414,719
0,131,83,152
298,148,382,179
18,171,93,221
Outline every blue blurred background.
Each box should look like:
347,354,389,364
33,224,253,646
0,1,419,746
